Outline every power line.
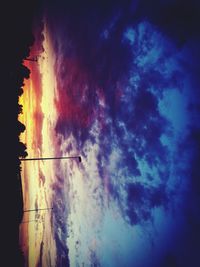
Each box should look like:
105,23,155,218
23,207,53,213
20,156,81,162
20,156,81,216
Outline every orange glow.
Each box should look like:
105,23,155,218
19,22,57,267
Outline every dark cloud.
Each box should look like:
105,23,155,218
48,5,179,234
49,0,200,153
137,0,200,46
90,250,101,267
39,1,200,266
126,182,168,225
51,188,70,266
44,0,200,58
54,232,69,267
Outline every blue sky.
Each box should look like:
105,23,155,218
26,1,200,266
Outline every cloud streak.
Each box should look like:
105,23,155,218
20,1,200,266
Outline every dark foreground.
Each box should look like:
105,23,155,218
1,1,40,266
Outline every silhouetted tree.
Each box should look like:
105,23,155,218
18,104,23,114
19,64,30,79
18,87,24,96
1,1,40,266
18,141,28,158
17,120,26,134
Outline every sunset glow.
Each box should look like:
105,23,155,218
19,23,58,267
18,4,200,266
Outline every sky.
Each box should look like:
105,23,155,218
19,1,200,266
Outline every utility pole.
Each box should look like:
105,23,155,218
20,156,81,214
20,156,82,162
